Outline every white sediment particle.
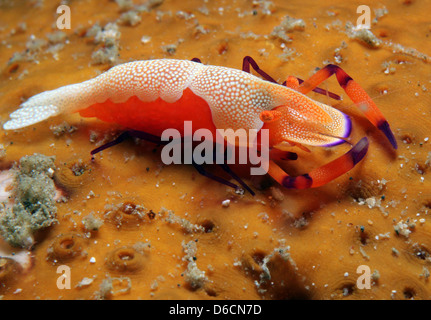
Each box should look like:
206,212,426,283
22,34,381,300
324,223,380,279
386,42,431,63
50,121,77,137
94,23,121,45
345,22,382,48
150,279,159,291
359,246,370,260
372,6,388,24
257,245,295,285
344,21,431,62
377,178,387,190
372,270,380,281
82,212,104,231
365,197,380,209
140,35,151,44
13,288,22,294
182,240,208,289
221,199,230,207
278,46,299,62
176,10,195,20
377,232,391,240
47,167,54,177
91,22,121,65
86,190,96,199
161,43,177,55
118,10,142,26
76,277,95,288
163,208,205,233
394,220,411,238
420,266,430,279
115,0,134,11
270,15,305,43
95,276,132,299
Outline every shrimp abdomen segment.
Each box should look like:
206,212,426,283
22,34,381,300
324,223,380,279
79,88,216,136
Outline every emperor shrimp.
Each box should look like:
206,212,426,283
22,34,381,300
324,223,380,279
3,57,397,194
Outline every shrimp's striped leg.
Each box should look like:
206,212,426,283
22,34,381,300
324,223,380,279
242,56,278,83
193,56,278,86
192,161,246,194
90,131,132,157
254,134,299,161
218,163,255,196
283,76,341,100
268,137,369,189
242,56,340,99
194,163,256,195
269,149,298,161
297,77,341,100
298,64,397,149
90,130,167,157
213,143,254,195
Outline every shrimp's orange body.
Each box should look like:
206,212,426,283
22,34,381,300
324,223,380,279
79,88,217,137
3,57,397,192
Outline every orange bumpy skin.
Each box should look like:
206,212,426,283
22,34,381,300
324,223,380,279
3,59,395,190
